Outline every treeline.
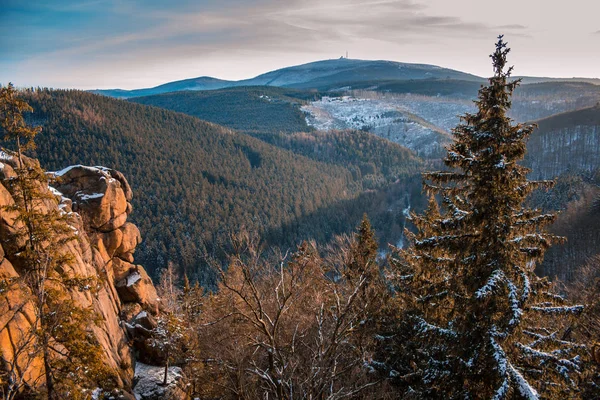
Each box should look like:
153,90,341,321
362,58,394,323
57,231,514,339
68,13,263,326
21,88,424,284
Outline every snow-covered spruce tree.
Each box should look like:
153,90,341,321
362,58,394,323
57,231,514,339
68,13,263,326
389,37,585,399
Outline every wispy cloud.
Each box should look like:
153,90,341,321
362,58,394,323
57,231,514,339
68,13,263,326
497,24,527,29
3,0,598,88
8,0,525,62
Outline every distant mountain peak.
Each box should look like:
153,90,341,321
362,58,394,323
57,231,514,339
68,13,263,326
90,58,484,98
91,58,600,100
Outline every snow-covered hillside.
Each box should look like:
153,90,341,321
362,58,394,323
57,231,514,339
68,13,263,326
301,94,474,157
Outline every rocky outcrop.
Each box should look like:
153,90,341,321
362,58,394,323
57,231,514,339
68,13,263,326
53,165,158,312
0,156,159,395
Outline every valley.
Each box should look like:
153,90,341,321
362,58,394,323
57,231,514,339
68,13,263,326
5,0,600,397
92,59,600,286
4,51,600,400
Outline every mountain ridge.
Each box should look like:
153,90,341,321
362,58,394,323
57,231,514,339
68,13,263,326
90,58,600,99
90,58,485,98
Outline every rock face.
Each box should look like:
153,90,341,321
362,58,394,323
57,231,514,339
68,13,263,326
0,157,159,394
54,165,159,313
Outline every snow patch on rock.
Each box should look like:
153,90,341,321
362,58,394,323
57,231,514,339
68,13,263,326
133,362,183,400
127,271,142,287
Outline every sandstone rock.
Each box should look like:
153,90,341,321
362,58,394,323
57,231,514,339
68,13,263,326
132,310,157,331
104,168,133,202
0,184,26,254
1,152,41,172
117,223,141,256
103,229,124,258
0,183,18,227
119,252,135,263
116,268,159,308
0,161,16,180
112,257,137,282
0,255,17,279
121,302,143,323
92,234,111,263
0,159,158,396
54,165,128,229
98,211,128,232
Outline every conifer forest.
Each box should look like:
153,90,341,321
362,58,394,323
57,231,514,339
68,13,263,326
2,5,600,398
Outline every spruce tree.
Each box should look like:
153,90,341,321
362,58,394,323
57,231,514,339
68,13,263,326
390,37,584,399
344,214,381,289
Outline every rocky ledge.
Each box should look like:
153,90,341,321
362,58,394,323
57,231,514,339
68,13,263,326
0,155,161,397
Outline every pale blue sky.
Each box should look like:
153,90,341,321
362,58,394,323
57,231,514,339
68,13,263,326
1,0,599,89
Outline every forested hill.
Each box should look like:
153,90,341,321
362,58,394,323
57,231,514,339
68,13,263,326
524,103,600,179
22,89,423,283
131,86,317,133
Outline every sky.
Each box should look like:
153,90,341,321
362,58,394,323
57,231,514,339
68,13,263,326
1,0,599,90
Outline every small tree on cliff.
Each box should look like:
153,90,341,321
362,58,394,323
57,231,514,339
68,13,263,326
389,37,585,398
0,83,109,399
153,262,186,387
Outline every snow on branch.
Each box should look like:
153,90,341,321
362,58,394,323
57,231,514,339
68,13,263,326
505,278,522,327
529,305,584,315
508,363,539,400
415,317,457,339
490,333,507,376
415,234,475,247
509,234,544,244
515,342,581,383
513,214,555,226
475,269,505,299
491,377,509,400
518,270,530,304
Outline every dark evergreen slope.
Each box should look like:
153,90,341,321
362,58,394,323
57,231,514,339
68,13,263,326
315,78,483,98
524,104,600,179
22,89,423,283
536,173,600,281
535,102,600,130
250,129,422,185
131,86,316,133
522,104,600,282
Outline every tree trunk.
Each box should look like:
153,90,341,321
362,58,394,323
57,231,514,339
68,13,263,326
43,345,54,400
162,349,169,387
